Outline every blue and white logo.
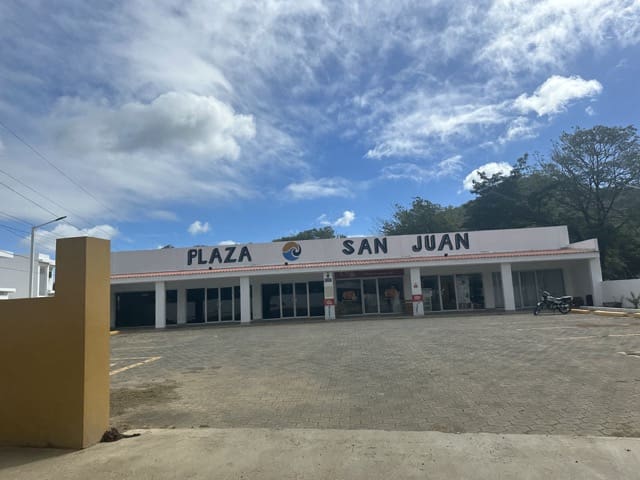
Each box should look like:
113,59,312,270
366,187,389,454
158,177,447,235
282,241,302,261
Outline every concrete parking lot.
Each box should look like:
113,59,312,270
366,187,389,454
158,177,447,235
110,312,640,437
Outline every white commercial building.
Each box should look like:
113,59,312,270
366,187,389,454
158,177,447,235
110,226,603,329
0,250,56,299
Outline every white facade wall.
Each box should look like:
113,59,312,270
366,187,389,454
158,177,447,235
112,226,572,276
0,252,55,299
601,279,640,308
110,226,606,328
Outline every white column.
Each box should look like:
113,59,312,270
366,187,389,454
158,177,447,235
482,271,495,309
589,258,603,306
35,263,41,297
240,276,251,324
155,281,166,329
409,267,424,316
500,263,516,311
252,280,263,320
323,272,336,320
177,288,187,324
110,292,116,329
41,264,50,296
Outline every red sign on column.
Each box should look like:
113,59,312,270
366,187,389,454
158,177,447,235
411,294,423,302
323,298,335,306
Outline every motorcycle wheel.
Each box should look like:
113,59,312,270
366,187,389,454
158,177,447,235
534,304,542,315
558,304,570,314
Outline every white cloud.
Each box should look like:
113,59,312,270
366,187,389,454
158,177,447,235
286,178,353,200
0,0,638,228
55,92,255,158
148,210,179,221
334,210,356,227
462,162,513,191
476,1,640,73
498,117,539,145
366,95,508,159
318,210,356,228
381,156,464,182
585,105,596,116
187,220,210,235
514,75,603,116
218,240,237,245
26,223,118,254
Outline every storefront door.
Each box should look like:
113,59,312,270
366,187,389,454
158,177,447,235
440,275,457,310
336,279,363,315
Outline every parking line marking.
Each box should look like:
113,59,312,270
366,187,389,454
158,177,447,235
556,332,640,341
517,326,581,330
618,352,640,359
112,357,162,360
555,335,599,340
110,356,161,376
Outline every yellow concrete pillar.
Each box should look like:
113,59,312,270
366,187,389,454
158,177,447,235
0,237,110,449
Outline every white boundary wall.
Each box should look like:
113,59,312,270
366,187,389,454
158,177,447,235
602,279,640,307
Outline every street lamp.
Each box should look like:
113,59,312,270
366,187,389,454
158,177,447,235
29,216,67,298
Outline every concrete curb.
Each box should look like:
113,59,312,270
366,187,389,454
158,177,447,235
593,310,630,317
1,428,639,480
572,307,640,319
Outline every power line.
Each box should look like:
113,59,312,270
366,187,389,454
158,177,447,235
0,167,116,238
0,210,32,227
0,178,60,217
0,223,29,235
0,224,27,239
0,119,120,220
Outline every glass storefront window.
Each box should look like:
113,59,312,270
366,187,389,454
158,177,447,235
295,283,308,317
538,269,565,296
512,269,565,308
378,277,403,314
492,272,504,308
233,286,241,321
281,283,294,317
455,275,472,309
440,275,457,310
336,279,363,315
262,284,281,319
308,281,324,317
187,288,205,323
206,288,219,322
468,274,484,309
363,279,379,314
166,289,177,324
220,287,233,321
421,276,441,311
455,274,485,310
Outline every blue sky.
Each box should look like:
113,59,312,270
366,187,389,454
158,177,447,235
0,0,639,255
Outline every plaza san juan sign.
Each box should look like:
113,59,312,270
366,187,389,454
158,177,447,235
185,232,472,268
111,226,567,276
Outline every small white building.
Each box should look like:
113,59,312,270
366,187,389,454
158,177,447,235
110,226,603,329
0,250,56,299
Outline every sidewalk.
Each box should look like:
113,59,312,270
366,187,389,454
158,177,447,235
1,428,638,479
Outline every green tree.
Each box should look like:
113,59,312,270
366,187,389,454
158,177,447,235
463,155,558,231
542,125,640,278
380,198,464,235
273,226,341,242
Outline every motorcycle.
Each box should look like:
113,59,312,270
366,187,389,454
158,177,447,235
533,291,573,315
